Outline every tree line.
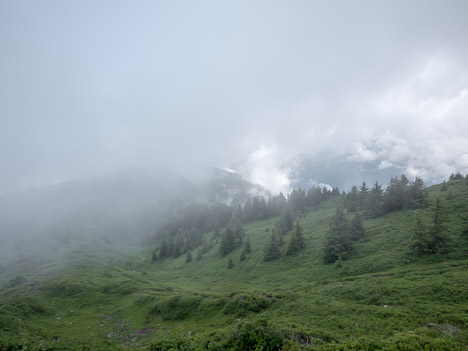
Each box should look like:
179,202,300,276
152,184,338,261
343,175,426,217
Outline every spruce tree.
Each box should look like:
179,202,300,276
409,212,432,255
286,220,306,255
263,233,281,261
279,206,294,234
359,182,369,209
460,214,468,239
364,182,384,218
323,207,352,263
430,197,447,253
196,248,203,260
233,220,245,246
409,176,426,208
244,236,252,253
185,251,192,263
240,249,246,262
346,186,359,212
227,258,234,269
350,212,365,241
219,226,236,255
409,199,447,255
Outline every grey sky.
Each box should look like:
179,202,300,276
1,0,468,194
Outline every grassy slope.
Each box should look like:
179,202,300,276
0,179,467,350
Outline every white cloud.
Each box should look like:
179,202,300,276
345,54,468,183
240,144,292,195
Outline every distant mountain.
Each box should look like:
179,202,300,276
196,167,269,205
0,166,265,263
291,153,404,191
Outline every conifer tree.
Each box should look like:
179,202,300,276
384,175,410,212
213,222,221,239
263,233,281,261
279,206,294,234
430,197,447,252
364,182,384,218
219,226,236,255
359,182,369,209
185,251,192,263
227,258,234,269
244,236,252,253
196,248,203,260
346,186,359,212
240,249,246,262
459,214,468,239
409,176,427,208
409,198,447,255
409,212,432,255
350,212,365,241
286,220,306,255
323,207,352,263
233,220,245,246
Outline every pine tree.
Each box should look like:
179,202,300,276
196,248,203,260
185,251,192,263
213,222,221,239
350,212,365,241
409,212,432,255
359,182,369,209
364,182,384,218
409,176,427,208
219,226,236,255
227,258,234,269
233,220,245,246
346,186,359,212
459,214,468,239
286,220,306,255
384,175,410,212
323,207,352,263
240,249,246,262
430,197,447,253
279,206,294,234
409,199,447,255
263,233,281,261
244,236,252,253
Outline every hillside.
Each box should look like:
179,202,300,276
0,178,467,350
0,166,262,263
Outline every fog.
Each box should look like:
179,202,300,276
1,0,467,196
1,2,468,263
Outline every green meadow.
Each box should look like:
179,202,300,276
1,179,467,350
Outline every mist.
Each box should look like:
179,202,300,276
0,0,467,196
1,0,468,260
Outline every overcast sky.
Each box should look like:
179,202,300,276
1,0,468,194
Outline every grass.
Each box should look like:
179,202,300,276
0,180,467,349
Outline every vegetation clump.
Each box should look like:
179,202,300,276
323,207,352,263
